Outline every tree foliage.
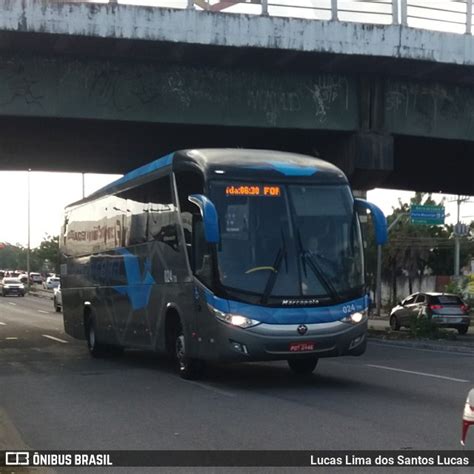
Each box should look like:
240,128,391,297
365,193,474,306
0,235,59,273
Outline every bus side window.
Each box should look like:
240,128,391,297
174,170,205,273
193,215,212,287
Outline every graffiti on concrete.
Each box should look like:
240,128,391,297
0,55,357,131
247,89,301,126
386,80,474,138
247,74,350,126
307,75,349,123
0,58,44,109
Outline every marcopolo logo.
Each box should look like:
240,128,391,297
281,299,319,306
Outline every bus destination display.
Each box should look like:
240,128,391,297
225,184,281,197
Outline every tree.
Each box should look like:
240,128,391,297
0,235,60,273
0,243,26,270
33,235,60,273
364,193,472,307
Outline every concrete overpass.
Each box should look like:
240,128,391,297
1,0,474,193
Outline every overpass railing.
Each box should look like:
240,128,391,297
59,1,474,35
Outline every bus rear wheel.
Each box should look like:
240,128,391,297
175,327,203,380
287,357,318,375
86,317,107,358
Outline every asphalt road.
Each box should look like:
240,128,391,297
0,295,473,473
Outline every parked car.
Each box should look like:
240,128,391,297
43,276,60,290
1,277,25,297
29,272,43,284
18,273,28,284
390,292,471,334
53,285,62,312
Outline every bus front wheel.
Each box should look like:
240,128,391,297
287,357,318,375
175,327,203,380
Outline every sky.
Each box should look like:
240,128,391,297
0,170,472,248
1,1,472,247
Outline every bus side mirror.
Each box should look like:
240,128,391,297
188,194,220,244
354,198,387,245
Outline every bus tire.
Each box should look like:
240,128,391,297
175,323,203,380
85,316,107,358
287,357,318,375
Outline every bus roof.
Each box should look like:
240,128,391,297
173,149,347,184
68,149,347,209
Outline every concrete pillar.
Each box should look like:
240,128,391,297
330,0,338,21
324,131,394,190
392,0,399,25
400,0,408,26
467,0,473,35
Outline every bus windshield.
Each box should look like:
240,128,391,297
210,182,364,303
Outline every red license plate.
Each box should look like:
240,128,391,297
289,342,315,352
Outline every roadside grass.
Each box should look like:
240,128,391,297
368,316,458,341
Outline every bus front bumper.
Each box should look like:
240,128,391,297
212,319,368,362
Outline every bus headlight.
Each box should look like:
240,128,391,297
341,310,367,324
208,305,261,328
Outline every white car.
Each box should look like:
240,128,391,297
43,276,60,290
1,278,25,297
53,286,62,312
29,272,43,284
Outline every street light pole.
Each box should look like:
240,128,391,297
27,169,31,293
454,195,461,278
375,212,407,316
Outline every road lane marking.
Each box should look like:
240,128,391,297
183,380,236,398
42,334,68,344
38,310,49,314
5,337,18,340
369,340,474,357
8,302,16,306
0,322,5,325
367,364,469,383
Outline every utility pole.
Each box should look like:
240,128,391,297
454,195,461,278
375,212,407,316
27,169,31,293
449,195,472,279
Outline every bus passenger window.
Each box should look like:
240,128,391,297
193,217,212,287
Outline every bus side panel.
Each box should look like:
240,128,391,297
61,254,99,341
62,287,86,340
150,281,197,355
62,239,194,351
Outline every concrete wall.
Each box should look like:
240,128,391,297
2,0,474,67
380,276,437,306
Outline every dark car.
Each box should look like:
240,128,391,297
390,292,471,334
1,277,25,297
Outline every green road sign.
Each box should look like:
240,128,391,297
410,205,445,225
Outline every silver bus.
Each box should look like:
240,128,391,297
61,149,387,378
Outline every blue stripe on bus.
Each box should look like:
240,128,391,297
205,291,368,324
97,153,174,195
112,248,155,311
245,161,318,177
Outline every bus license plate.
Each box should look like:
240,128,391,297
289,342,315,352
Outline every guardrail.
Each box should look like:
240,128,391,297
57,1,474,35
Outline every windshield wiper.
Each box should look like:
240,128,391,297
295,229,340,302
261,230,287,304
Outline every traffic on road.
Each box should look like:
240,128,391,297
0,293,473,461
